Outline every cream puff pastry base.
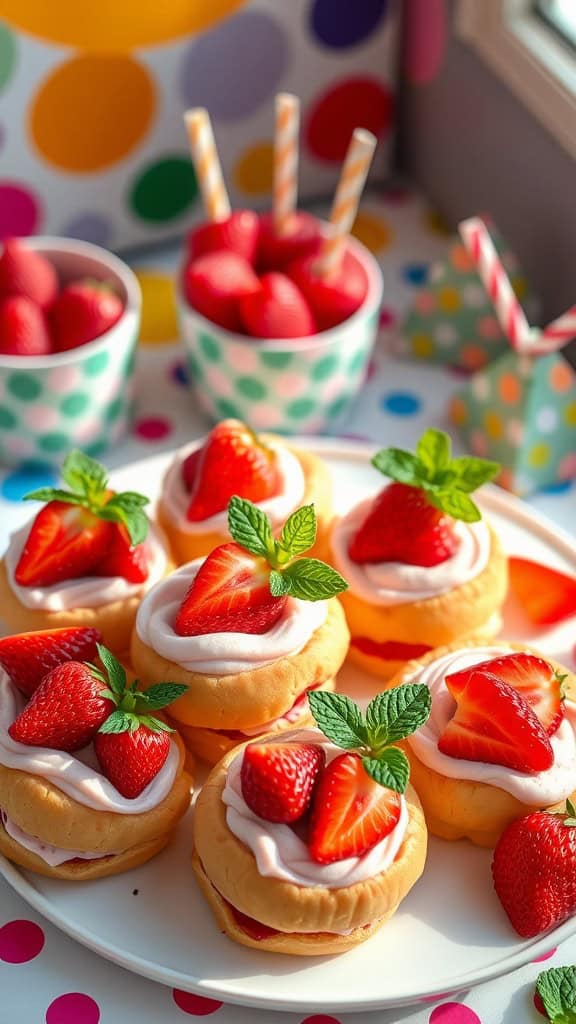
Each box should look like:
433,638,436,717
388,639,576,847
193,745,427,955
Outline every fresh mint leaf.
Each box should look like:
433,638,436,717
98,709,134,734
427,488,481,522
227,496,273,559
279,558,348,601
449,456,500,492
363,747,410,793
62,449,108,498
139,683,188,710
537,966,576,1023
269,569,291,597
416,428,451,478
110,491,149,508
308,691,368,749
372,448,421,485
22,488,87,505
96,644,127,698
99,497,149,545
280,504,316,558
365,684,431,746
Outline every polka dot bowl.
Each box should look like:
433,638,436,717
0,237,141,466
176,235,383,434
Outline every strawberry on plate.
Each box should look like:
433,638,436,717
0,295,52,356
288,248,368,331
0,626,102,698
348,428,499,567
187,210,260,265
508,557,576,626
50,280,124,351
183,419,280,522
240,272,316,339
0,238,58,311
241,740,325,823
183,250,260,331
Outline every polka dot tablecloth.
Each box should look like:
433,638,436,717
1,187,575,1023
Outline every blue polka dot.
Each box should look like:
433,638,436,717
402,263,429,286
381,391,422,416
1,463,58,503
539,479,574,495
171,361,190,387
311,0,389,48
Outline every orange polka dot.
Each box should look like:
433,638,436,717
450,244,474,273
233,142,274,196
438,286,461,313
411,333,434,358
498,467,515,492
424,209,451,237
550,360,574,393
461,344,488,370
449,396,467,426
30,55,155,172
1,0,246,51
498,372,521,404
484,410,503,439
351,212,393,254
135,271,178,345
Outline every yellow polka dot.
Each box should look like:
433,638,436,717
1,0,245,51
450,244,474,273
511,275,527,300
550,360,574,393
351,212,393,254
438,286,461,313
135,271,178,345
529,442,551,468
484,410,503,439
233,142,274,196
498,372,521,404
564,402,576,426
411,333,434,358
30,55,155,172
423,209,452,237
449,396,467,426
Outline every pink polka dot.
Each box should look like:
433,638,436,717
248,402,283,429
47,365,82,390
429,1004,481,1023
415,291,436,314
470,430,489,456
172,990,224,1015
321,373,347,402
476,315,501,340
0,919,45,963
2,435,33,458
274,372,308,398
25,405,60,431
379,306,397,328
300,1017,342,1024
0,182,41,237
532,946,557,962
74,418,101,444
559,453,576,480
204,364,233,397
366,357,378,381
45,992,100,1024
404,0,447,85
225,344,259,374
134,416,172,441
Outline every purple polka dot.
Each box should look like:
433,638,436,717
0,919,45,963
447,364,475,378
134,415,173,441
60,213,112,248
180,12,289,120
310,0,389,48
171,360,190,387
532,946,557,962
0,182,41,237
172,991,224,1015
45,993,100,1024
429,1004,481,1024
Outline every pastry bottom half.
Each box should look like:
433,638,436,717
192,748,427,955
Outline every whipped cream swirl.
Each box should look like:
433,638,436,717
5,521,168,611
161,441,306,534
135,561,327,676
331,498,490,606
406,645,576,804
223,728,408,892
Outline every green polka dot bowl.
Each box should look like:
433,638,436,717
0,237,141,466
176,236,383,434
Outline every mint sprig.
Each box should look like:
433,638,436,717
371,428,499,523
228,496,347,602
536,966,576,1022
92,643,187,736
308,684,431,793
23,449,150,546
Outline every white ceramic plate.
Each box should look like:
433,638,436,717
1,440,575,1014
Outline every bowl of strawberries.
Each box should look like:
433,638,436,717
0,236,141,467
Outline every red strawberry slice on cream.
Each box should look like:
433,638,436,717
241,740,325,823
508,557,576,626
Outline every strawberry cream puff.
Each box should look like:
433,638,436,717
0,450,172,656
131,497,349,764
324,429,508,680
389,639,576,847
0,642,192,880
157,419,332,564
193,685,430,954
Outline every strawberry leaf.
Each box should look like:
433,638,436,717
308,691,368,749
96,644,126,698
278,558,348,601
416,428,451,477
362,748,410,794
139,683,188,709
427,488,481,522
372,448,422,485
227,495,273,559
365,685,432,746
537,966,576,1023
98,709,135,734
269,569,291,597
279,504,316,558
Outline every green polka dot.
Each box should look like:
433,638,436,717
348,347,368,375
216,398,240,419
199,332,220,363
0,406,17,429
39,432,69,454
286,397,316,419
83,351,109,377
7,374,42,401
84,440,108,459
259,350,292,370
0,22,16,93
105,397,124,423
328,396,350,420
60,392,90,417
312,354,339,381
130,156,198,222
186,354,200,380
237,377,267,400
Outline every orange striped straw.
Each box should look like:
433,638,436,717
273,93,300,236
184,108,231,222
317,128,377,278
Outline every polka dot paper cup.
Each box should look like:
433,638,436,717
177,236,383,434
0,237,141,466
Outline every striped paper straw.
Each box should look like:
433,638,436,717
538,305,576,352
184,108,231,222
317,128,377,278
273,93,299,236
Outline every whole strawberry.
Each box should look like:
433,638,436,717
0,295,52,356
8,661,115,751
492,801,576,937
50,279,124,351
0,238,58,311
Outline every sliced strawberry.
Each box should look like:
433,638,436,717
94,523,149,583
174,542,287,637
187,211,260,265
439,670,554,774
8,661,115,752
182,251,260,331
257,211,321,272
240,740,325,823
446,652,565,736
94,725,171,798
185,419,280,521
288,248,368,331
14,501,114,587
0,238,58,311
0,626,101,698
348,482,459,567
240,272,316,339
50,280,124,351
308,752,402,864
0,295,52,356
508,557,576,626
